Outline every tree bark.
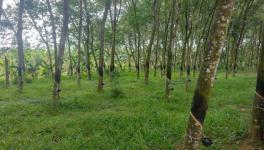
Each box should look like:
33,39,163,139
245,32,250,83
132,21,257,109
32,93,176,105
98,0,111,92
76,0,83,86
0,0,4,21
46,0,58,69
4,56,9,88
182,0,235,149
180,1,192,78
154,25,160,77
131,0,141,80
144,0,159,85
248,22,264,149
53,0,69,100
165,0,177,100
17,0,25,91
161,1,170,77
67,37,73,76
83,0,91,80
109,0,121,81
90,24,98,72
232,0,254,77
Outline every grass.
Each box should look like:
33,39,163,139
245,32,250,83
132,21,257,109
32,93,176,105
0,70,257,150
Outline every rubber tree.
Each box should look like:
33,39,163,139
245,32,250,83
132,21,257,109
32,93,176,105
4,55,9,88
0,0,3,19
131,0,141,80
182,0,235,149
180,0,192,78
76,0,83,86
109,0,122,81
83,0,91,80
53,0,69,100
98,0,111,92
161,0,170,77
17,0,25,91
67,36,73,76
232,0,254,77
144,0,159,85
165,0,178,100
46,0,58,69
248,21,264,149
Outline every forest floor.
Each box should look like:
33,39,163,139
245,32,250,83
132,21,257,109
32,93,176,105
0,70,257,150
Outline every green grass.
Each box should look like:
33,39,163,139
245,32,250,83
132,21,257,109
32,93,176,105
0,70,257,150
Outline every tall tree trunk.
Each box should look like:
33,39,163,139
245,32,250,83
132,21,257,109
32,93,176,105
127,34,137,70
84,40,91,80
0,0,3,19
90,24,98,72
145,0,159,85
161,1,170,77
248,23,264,149
165,0,177,100
67,37,73,76
77,0,83,86
154,26,160,77
98,0,111,92
46,0,58,69
124,43,132,72
17,0,25,91
182,0,234,149
186,8,194,91
53,0,69,100
109,0,121,81
180,1,192,78
232,0,254,76
83,0,91,80
5,56,9,88
225,37,231,79
131,0,141,80
186,36,192,92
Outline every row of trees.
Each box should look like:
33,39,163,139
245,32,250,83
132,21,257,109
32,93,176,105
0,0,263,149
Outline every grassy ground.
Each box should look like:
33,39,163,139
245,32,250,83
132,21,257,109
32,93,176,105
0,70,257,150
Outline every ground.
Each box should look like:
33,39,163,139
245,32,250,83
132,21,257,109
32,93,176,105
0,71,257,150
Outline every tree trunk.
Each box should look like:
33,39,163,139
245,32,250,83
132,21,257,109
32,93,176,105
131,0,141,80
145,0,159,85
109,0,121,81
53,0,69,100
248,22,264,149
181,2,192,78
161,1,170,77
98,0,111,92
0,0,3,19
90,24,99,72
165,0,177,100
83,0,91,80
225,37,231,79
154,26,160,77
182,0,234,149
17,0,25,91
232,0,254,77
76,0,83,86
46,0,58,69
4,56,9,88
67,37,73,76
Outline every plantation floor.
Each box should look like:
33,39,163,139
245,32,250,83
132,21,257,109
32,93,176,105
0,71,257,150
